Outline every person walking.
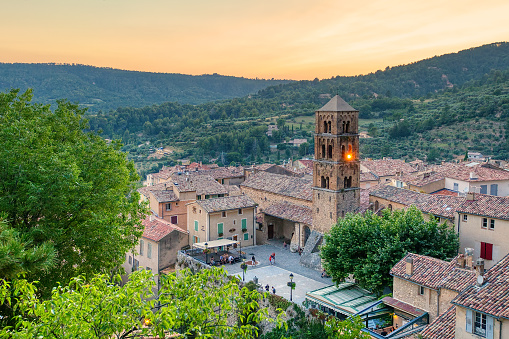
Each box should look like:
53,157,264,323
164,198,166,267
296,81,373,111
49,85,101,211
272,286,276,294
251,255,256,265
269,255,272,265
265,284,270,292
271,252,276,264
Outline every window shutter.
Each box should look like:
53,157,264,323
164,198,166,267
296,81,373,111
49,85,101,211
466,309,473,333
480,185,488,194
490,184,498,196
487,316,494,339
481,242,486,259
242,218,247,230
218,223,223,234
486,243,493,261
194,220,198,231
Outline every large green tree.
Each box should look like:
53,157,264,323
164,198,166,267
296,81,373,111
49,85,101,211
321,207,459,295
0,268,280,339
0,89,146,293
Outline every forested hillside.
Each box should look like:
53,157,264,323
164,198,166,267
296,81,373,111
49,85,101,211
83,42,509,174
0,63,289,111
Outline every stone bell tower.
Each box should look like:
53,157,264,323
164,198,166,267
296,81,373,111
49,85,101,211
312,95,360,233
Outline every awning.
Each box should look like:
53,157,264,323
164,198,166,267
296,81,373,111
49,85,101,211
193,239,239,249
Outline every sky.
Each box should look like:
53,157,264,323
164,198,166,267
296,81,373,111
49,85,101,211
2,0,509,80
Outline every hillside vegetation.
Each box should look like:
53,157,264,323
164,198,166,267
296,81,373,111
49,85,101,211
0,63,289,111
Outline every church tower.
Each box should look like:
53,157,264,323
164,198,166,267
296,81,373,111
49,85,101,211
312,95,360,233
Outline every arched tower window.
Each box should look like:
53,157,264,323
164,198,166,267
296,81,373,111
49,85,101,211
328,121,332,133
374,200,379,211
348,144,352,153
321,143,326,159
341,145,345,158
328,144,333,159
321,176,326,188
326,177,330,189
346,121,350,133
342,121,346,133
323,121,328,133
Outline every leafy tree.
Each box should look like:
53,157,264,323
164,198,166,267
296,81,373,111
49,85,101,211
321,207,458,295
0,268,280,339
324,316,371,339
0,89,146,294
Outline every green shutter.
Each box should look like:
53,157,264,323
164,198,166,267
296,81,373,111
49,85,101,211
244,232,249,241
241,218,247,230
194,220,198,231
218,223,223,234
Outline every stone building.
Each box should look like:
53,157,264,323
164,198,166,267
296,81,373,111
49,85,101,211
312,95,360,234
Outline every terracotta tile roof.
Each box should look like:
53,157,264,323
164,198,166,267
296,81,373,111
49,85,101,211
382,296,426,317
142,215,187,241
447,163,509,182
452,253,509,319
360,171,378,182
224,184,241,195
195,195,256,213
241,171,313,201
390,253,460,290
254,163,276,171
263,201,312,225
420,306,456,339
170,173,228,195
440,268,478,292
138,183,168,199
370,185,465,219
298,159,314,170
431,189,458,197
361,158,417,178
398,169,446,187
456,194,509,220
150,189,179,203
197,166,244,179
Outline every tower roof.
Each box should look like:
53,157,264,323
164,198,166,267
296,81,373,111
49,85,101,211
317,95,357,112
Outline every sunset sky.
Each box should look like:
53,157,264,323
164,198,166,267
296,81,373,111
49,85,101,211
2,0,508,80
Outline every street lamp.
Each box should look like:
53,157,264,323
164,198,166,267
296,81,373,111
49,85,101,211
287,273,295,301
204,242,208,264
240,259,248,281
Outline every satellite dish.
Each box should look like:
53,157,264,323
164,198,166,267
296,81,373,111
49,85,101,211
477,275,484,286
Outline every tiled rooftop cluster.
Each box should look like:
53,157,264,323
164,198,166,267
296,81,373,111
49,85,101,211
263,201,312,225
370,185,465,219
456,193,509,220
196,195,256,213
390,253,476,291
361,158,417,178
241,171,313,201
142,215,187,241
170,173,228,195
197,166,244,180
420,306,456,339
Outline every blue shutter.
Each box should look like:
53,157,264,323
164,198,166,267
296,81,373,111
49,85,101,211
487,316,494,339
480,185,488,194
490,184,498,196
466,309,473,333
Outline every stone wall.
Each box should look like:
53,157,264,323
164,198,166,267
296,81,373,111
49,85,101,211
393,277,439,321
240,186,311,213
176,250,211,273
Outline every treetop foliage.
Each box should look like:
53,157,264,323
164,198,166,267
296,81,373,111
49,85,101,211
320,207,459,295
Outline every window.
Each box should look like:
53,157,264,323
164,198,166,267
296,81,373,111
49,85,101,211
482,218,488,229
480,185,488,194
474,312,487,337
490,184,498,196
194,220,198,232
241,218,247,231
193,207,197,213
170,215,178,224
463,214,468,221
396,181,403,188
489,219,495,230
133,259,139,271
139,239,144,256
480,242,493,260
128,256,132,264
238,208,243,215
197,195,201,200
419,286,425,295
147,243,152,259
193,236,199,244
165,203,171,211
218,223,223,235
222,211,227,218
453,183,459,192
244,233,249,241
205,195,210,199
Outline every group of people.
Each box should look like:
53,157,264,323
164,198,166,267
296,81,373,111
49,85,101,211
265,284,276,294
215,254,234,265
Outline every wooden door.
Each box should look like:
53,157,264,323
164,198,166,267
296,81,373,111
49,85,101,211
268,224,274,239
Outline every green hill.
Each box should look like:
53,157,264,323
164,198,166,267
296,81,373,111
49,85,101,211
0,63,290,111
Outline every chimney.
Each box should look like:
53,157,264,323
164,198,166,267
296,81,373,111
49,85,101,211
465,248,474,269
456,254,466,268
476,258,485,286
466,192,475,201
405,256,414,276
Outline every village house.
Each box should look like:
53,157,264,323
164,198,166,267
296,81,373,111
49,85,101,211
122,215,188,290
360,158,417,185
186,195,257,248
369,185,465,227
138,173,228,230
390,252,476,324
421,254,509,339
456,192,509,269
